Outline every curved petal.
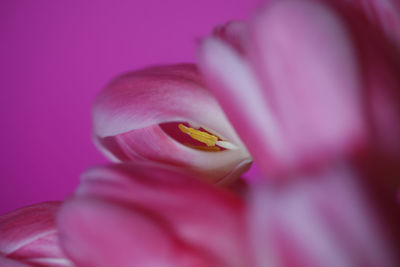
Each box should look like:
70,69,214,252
320,0,400,162
59,198,211,267
249,0,366,170
58,163,246,267
247,165,399,267
211,21,247,54
0,202,73,267
113,125,251,184
93,63,251,183
340,3,400,162
198,37,286,176
328,0,400,46
198,0,400,176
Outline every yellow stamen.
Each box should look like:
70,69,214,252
178,124,218,147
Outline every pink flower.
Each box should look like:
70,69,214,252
197,1,400,263
59,0,399,265
52,0,400,266
56,163,399,267
92,64,252,184
7,0,400,266
0,202,73,267
198,0,400,177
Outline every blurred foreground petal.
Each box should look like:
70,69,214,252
247,164,399,267
327,0,400,45
58,163,246,267
198,0,400,177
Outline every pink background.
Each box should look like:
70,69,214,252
0,0,261,214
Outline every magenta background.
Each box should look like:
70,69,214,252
0,0,261,214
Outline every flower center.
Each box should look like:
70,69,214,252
178,124,218,147
159,122,237,152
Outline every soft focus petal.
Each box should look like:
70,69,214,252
329,0,400,45
59,198,211,267
0,255,30,267
198,36,285,176
199,0,400,176
337,3,400,163
249,0,366,171
58,163,246,267
200,0,365,174
0,202,73,267
93,63,251,183
247,165,399,267
322,0,400,165
212,21,247,54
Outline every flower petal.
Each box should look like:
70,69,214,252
198,36,285,177
319,0,400,162
332,0,400,45
58,163,247,267
93,63,251,183
59,198,212,267
102,124,251,184
250,0,367,169
0,255,30,267
199,0,369,176
212,21,247,54
0,202,72,267
247,165,399,267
